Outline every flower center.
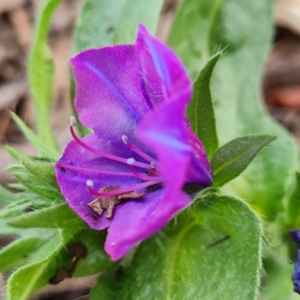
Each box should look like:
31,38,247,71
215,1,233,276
56,117,163,219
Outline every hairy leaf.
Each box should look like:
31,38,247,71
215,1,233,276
119,194,262,300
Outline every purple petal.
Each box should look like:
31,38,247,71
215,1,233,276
106,98,195,260
105,188,190,261
185,124,213,185
71,45,150,140
136,24,192,108
55,133,142,230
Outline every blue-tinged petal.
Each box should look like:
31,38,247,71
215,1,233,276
105,188,190,261
70,45,150,140
55,133,142,230
136,24,192,108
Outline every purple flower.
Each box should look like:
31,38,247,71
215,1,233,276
55,25,212,261
290,230,300,294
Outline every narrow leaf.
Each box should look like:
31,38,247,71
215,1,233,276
0,185,15,205
74,0,163,53
212,135,276,187
7,203,85,229
286,172,300,228
0,236,43,272
7,228,79,300
22,157,58,188
28,0,61,154
13,172,63,202
8,115,59,160
120,194,262,300
188,52,221,158
0,198,35,219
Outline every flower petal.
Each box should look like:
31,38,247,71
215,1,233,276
136,24,192,108
55,133,142,230
105,188,190,260
105,97,196,260
71,45,150,140
185,124,213,185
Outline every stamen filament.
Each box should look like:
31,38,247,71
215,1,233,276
87,180,161,197
57,163,135,177
129,165,163,181
122,135,157,164
70,124,149,169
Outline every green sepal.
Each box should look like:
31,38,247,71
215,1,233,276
188,52,221,158
212,134,276,187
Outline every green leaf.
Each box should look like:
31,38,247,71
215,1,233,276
188,52,221,158
90,270,122,300
0,236,44,272
120,194,262,300
0,184,15,205
28,0,61,154
285,172,300,228
14,172,63,202
112,0,163,44
168,0,222,79
261,248,298,300
7,203,85,229
0,197,36,219
22,157,58,188
8,116,59,160
168,0,297,219
212,135,276,187
7,228,79,300
73,230,115,277
74,0,163,53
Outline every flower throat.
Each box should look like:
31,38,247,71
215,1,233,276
56,117,163,219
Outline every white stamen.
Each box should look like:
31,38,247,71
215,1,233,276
151,162,156,169
86,179,94,187
127,158,136,165
122,135,128,144
70,116,77,127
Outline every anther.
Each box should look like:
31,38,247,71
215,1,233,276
151,162,156,169
122,135,128,145
70,116,77,127
127,158,136,165
86,179,94,187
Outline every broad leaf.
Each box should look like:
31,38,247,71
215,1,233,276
74,0,163,53
72,0,163,135
188,52,221,158
119,194,262,300
212,135,276,187
168,0,297,219
28,0,61,154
